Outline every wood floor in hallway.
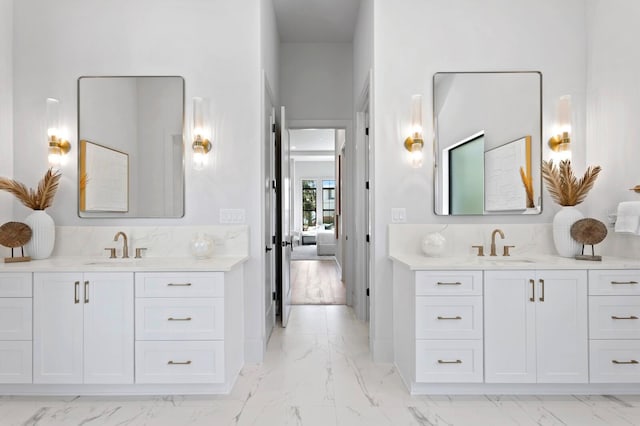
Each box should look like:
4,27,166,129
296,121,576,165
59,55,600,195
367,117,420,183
291,259,345,304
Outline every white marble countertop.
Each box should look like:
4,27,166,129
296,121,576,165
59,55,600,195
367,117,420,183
0,256,249,272
389,253,640,271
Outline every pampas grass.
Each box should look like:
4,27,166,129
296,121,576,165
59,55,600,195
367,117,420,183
542,159,601,206
0,169,61,210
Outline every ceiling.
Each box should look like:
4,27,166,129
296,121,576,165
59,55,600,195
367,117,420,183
272,0,362,43
290,129,335,162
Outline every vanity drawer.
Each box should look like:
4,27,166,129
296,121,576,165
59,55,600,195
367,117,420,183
590,340,640,383
415,271,482,296
415,339,483,383
415,296,482,340
0,299,32,340
135,298,223,340
135,341,224,384
589,270,640,295
589,296,640,339
0,273,32,298
0,341,32,384
135,272,224,298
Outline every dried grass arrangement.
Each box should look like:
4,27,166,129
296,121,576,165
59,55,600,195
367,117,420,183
542,160,601,206
0,169,61,210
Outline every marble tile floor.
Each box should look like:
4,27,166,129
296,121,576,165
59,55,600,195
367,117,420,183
1,305,640,425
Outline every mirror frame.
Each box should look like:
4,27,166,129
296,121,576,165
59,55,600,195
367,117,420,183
76,75,186,218
432,71,543,216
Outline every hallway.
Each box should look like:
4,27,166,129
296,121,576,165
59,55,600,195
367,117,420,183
2,305,640,425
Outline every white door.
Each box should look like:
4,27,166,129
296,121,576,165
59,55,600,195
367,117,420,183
33,273,84,384
280,106,292,327
535,270,588,383
83,272,134,384
264,78,276,342
484,270,537,383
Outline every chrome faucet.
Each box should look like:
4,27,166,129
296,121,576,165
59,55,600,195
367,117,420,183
490,229,505,256
114,231,129,259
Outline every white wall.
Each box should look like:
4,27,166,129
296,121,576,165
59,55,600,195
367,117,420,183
292,160,335,232
13,0,266,361
0,0,13,250
370,0,588,361
584,0,640,257
280,42,353,121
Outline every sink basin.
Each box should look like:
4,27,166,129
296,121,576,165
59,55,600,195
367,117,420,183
477,257,536,263
84,260,137,266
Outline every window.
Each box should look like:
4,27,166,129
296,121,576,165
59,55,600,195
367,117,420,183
302,180,317,230
322,179,335,228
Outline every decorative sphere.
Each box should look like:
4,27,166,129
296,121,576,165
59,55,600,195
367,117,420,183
191,233,214,259
421,232,446,257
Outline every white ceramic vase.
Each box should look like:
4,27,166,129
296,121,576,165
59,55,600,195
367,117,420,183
552,206,584,257
190,233,214,259
24,210,55,260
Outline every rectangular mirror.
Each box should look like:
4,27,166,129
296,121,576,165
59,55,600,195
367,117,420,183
433,71,542,215
78,76,185,218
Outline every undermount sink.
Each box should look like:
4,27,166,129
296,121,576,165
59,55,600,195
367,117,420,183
477,256,536,263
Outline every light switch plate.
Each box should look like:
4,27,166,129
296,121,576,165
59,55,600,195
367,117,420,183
391,208,407,223
220,208,246,224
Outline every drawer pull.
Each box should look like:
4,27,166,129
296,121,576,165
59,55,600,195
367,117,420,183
436,281,462,286
437,359,462,364
612,360,639,365
611,281,638,285
168,360,192,365
611,315,639,320
167,283,192,287
168,317,192,321
437,316,462,320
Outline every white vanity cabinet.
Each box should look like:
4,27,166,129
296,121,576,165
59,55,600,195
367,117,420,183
0,273,32,384
393,266,484,391
484,270,588,384
589,270,640,382
33,272,134,384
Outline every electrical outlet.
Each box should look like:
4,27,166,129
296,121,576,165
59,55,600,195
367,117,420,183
391,208,407,223
220,209,246,224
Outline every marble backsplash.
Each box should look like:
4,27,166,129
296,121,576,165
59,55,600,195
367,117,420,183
388,223,556,258
49,225,249,259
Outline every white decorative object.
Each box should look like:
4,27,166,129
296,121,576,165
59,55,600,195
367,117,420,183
421,232,446,257
190,233,214,259
24,210,55,260
552,206,584,257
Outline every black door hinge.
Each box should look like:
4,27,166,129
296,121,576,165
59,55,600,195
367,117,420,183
272,235,276,244
365,181,370,190
366,234,370,243
272,291,276,301
366,288,370,297
272,123,276,133
272,180,276,190
365,127,369,136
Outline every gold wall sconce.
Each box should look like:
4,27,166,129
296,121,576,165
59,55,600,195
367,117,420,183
404,94,424,168
548,95,571,160
46,98,70,168
192,97,212,171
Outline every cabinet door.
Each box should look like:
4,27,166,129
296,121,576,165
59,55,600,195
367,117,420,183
535,270,588,383
83,272,134,384
33,273,84,384
485,270,536,383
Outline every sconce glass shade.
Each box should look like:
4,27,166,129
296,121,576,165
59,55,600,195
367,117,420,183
46,97,70,168
549,95,571,154
192,97,211,170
